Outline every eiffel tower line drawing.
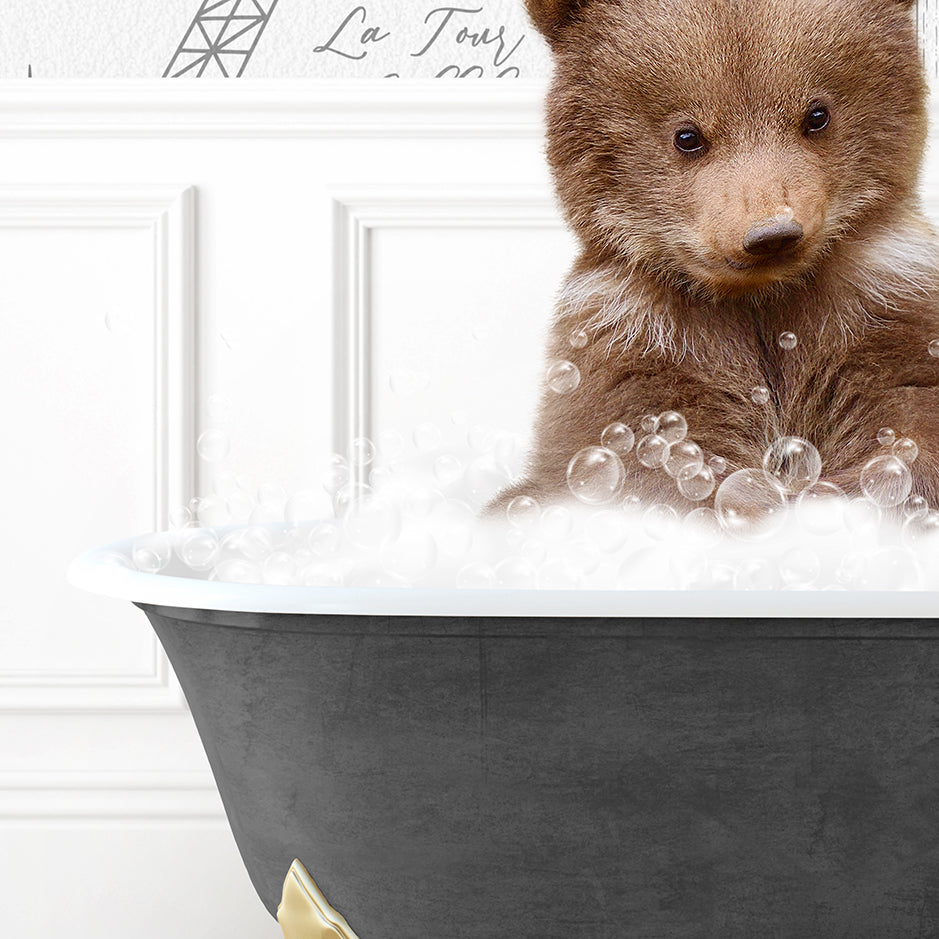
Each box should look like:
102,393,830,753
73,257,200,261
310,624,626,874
164,0,280,78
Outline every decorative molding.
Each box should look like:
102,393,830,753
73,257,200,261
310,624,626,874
0,80,547,138
330,186,562,482
0,184,195,713
0,772,221,822
278,859,361,939
0,79,938,140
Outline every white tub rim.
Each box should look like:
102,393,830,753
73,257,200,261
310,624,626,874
67,531,939,619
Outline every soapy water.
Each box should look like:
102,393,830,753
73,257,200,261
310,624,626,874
116,404,939,591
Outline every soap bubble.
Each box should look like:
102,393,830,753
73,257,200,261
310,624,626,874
465,455,512,502
682,507,722,547
779,546,820,586
381,531,437,581
433,454,463,488
196,495,231,527
903,495,929,520
344,498,401,551
559,539,601,577
308,521,341,558
520,539,547,565
547,361,581,394
285,490,329,525
322,456,350,496
467,425,496,453
369,466,394,490
734,558,777,591
540,504,574,540
494,557,538,588
657,411,688,444
566,447,625,504
892,437,919,465
506,495,541,529
404,486,438,518
457,562,496,589
877,427,896,447
642,503,680,540
601,422,635,456
335,482,372,515
177,529,220,571
299,563,343,587
844,497,881,536
778,331,798,351
664,440,703,478
860,454,913,508
493,432,524,467
352,437,376,466
211,559,261,584
677,464,716,501
762,436,822,494
132,533,172,573
640,414,659,434
585,509,630,552
220,526,272,563
714,468,787,540
636,434,669,469
262,551,297,585
902,510,939,547
751,386,770,405
169,505,193,529
377,430,404,462
413,422,442,452
929,339,939,357
431,501,475,558
538,560,582,589
569,327,589,349
226,489,255,523
865,546,919,590
505,527,525,550
796,481,846,535
708,455,727,476
836,552,867,588
197,429,230,463
250,501,284,526
212,472,240,497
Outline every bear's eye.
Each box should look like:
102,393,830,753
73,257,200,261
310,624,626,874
803,105,830,134
674,127,707,154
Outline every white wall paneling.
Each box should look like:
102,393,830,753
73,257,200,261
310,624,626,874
331,186,573,485
0,184,194,713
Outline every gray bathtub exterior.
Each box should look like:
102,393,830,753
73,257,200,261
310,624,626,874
139,603,939,938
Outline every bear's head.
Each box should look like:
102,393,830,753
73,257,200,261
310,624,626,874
528,0,927,301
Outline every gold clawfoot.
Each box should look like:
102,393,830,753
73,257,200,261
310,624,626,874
277,859,361,939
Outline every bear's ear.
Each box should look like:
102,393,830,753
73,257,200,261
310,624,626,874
525,0,591,43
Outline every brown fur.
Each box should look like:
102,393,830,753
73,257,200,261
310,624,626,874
493,0,939,511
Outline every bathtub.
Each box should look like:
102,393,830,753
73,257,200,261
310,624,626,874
69,533,939,938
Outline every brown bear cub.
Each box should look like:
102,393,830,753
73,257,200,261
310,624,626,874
494,0,939,515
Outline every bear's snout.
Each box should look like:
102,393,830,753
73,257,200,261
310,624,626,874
742,217,804,257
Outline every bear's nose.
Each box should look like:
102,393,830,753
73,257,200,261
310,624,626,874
742,218,804,256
